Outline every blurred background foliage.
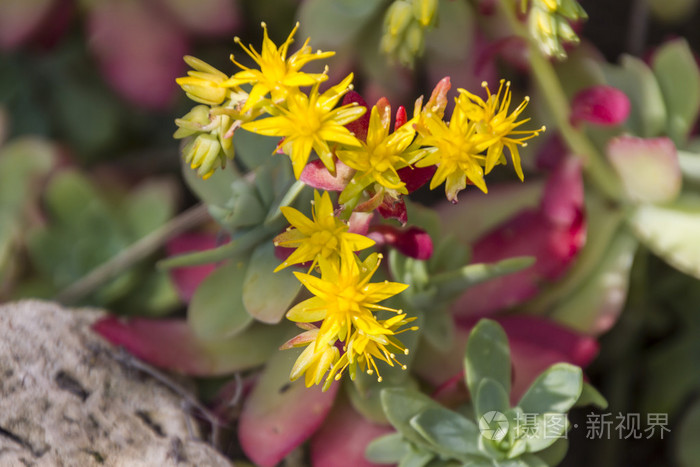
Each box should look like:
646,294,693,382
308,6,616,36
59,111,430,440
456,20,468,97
3,0,700,466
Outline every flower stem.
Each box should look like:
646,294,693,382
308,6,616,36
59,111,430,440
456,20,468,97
497,0,623,202
54,203,210,305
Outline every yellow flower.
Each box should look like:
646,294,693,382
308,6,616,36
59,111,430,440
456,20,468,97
287,246,409,356
225,22,335,111
273,190,375,272
458,80,545,180
415,103,487,202
327,313,417,384
176,56,235,106
281,324,340,389
241,75,365,179
336,102,427,204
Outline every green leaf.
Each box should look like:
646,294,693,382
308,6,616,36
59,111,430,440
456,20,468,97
678,150,700,183
0,138,56,283
182,159,237,207
399,447,434,467
602,55,667,137
432,257,535,303
465,319,512,400
380,387,443,449
676,397,700,467
534,438,569,466
232,125,281,171
188,259,253,340
628,195,700,279
475,378,510,422
242,242,301,324
652,39,700,144
420,306,454,352
199,322,295,374
517,363,583,415
365,433,410,464
123,179,177,239
575,382,608,410
410,406,481,458
158,224,273,269
299,0,386,49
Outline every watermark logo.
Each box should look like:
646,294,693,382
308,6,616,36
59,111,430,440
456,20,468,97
479,411,509,441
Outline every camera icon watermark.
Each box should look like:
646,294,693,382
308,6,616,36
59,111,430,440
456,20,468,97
478,411,509,441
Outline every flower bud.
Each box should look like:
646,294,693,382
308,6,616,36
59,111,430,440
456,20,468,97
412,0,438,27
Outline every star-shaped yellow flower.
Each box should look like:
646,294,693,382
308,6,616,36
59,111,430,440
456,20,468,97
273,190,374,272
241,74,365,179
336,101,427,204
458,80,545,180
327,313,417,384
415,103,487,202
225,22,335,111
287,246,409,353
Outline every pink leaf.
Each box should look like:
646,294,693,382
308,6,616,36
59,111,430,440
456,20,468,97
310,401,392,467
540,156,584,226
165,232,222,303
87,0,189,110
0,0,56,50
571,85,631,126
606,136,681,203
154,0,242,38
239,352,339,467
300,159,354,191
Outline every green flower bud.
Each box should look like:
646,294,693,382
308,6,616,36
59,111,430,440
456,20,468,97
174,105,211,139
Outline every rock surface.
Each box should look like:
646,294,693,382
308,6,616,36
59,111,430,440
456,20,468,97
0,300,232,467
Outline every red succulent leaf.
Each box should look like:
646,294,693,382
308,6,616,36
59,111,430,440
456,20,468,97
571,85,631,126
87,0,189,110
342,90,370,142
395,105,408,129
93,316,216,375
310,400,392,467
154,0,242,38
452,157,586,320
376,197,408,225
398,165,437,193
238,353,339,467
369,225,433,260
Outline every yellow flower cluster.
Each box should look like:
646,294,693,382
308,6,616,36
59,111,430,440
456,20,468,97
276,191,415,390
174,22,546,388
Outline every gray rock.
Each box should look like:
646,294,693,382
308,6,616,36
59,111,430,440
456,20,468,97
0,300,232,467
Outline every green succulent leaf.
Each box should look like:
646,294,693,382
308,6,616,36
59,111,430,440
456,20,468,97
628,195,700,280
380,387,444,449
365,432,411,464
652,39,700,144
432,257,535,303
575,382,609,410
188,259,253,340
242,242,301,324
465,319,512,400
475,378,510,422
410,406,481,459
518,363,583,415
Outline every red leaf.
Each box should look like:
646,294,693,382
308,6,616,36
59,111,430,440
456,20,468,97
342,90,370,142
310,401,392,467
87,0,189,110
369,225,433,260
571,85,631,126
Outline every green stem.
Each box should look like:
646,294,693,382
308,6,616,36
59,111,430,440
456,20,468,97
496,0,623,202
157,224,274,269
55,203,210,305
